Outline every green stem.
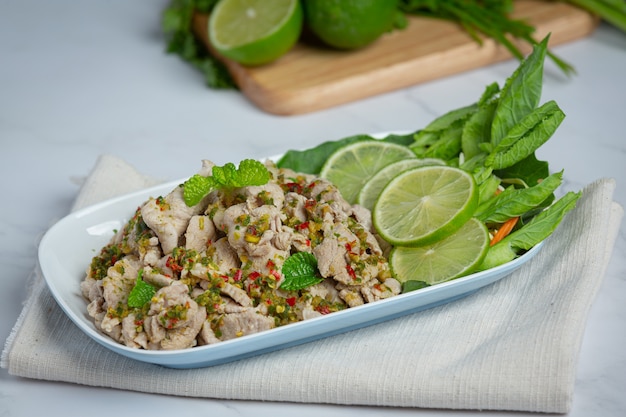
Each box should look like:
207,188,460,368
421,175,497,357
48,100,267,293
565,0,626,31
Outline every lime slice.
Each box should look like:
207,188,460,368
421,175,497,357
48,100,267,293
373,165,478,246
357,158,445,211
389,217,490,285
208,0,303,66
319,140,416,204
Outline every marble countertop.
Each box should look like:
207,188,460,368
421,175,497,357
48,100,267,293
1,1,624,416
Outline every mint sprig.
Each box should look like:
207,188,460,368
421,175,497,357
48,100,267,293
127,270,157,308
280,252,323,291
183,159,271,206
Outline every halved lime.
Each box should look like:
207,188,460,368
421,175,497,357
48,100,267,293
373,165,479,246
208,0,303,66
389,217,490,285
357,158,445,211
319,140,416,204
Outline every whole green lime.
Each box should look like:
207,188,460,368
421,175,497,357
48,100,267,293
302,0,398,49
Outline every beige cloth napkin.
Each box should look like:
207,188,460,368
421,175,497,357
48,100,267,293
2,154,623,413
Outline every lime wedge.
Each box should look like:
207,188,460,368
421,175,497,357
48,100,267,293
389,217,490,285
208,0,303,66
373,165,478,246
319,140,416,204
357,158,445,211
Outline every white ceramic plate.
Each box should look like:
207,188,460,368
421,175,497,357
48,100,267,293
38,179,543,369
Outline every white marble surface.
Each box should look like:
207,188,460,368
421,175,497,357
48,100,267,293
1,1,625,415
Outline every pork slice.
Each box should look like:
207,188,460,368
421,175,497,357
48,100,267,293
313,236,348,281
146,281,207,350
142,266,174,288
160,307,206,350
185,214,216,252
102,256,141,311
141,161,214,254
212,237,240,274
242,183,285,209
218,309,275,341
80,276,101,302
309,179,351,210
350,204,373,232
361,278,402,303
121,314,142,348
197,321,221,345
283,192,308,223
220,282,252,307
338,288,365,308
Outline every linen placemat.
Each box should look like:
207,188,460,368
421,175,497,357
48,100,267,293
2,154,622,413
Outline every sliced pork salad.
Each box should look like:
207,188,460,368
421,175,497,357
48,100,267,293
81,159,400,350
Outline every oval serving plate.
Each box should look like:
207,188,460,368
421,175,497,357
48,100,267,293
38,178,544,369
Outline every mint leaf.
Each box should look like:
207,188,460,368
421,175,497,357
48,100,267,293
234,159,272,186
280,252,322,291
211,159,270,188
183,174,218,206
127,270,156,308
211,162,238,186
183,159,270,207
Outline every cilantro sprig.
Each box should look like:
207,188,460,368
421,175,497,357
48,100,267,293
183,159,271,206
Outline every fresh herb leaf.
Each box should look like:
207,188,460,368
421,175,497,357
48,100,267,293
476,171,563,223
128,270,156,308
479,191,582,270
219,159,271,187
183,159,270,206
461,100,497,160
491,36,549,146
416,119,464,160
183,174,217,206
494,153,550,192
280,252,323,291
402,280,430,293
161,0,235,89
422,102,479,132
486,100,565,170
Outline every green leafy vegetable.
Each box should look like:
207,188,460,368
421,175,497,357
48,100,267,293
280,252,323,291
162,0,235,89
486,100,565,170
479,191,582,270
494,153,549,192
277,132,416,175
127,270,157,308
475,171,563,223
183,159,271,206
402,280,430,293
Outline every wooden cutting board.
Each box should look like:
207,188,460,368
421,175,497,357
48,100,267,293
193,0,598,115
